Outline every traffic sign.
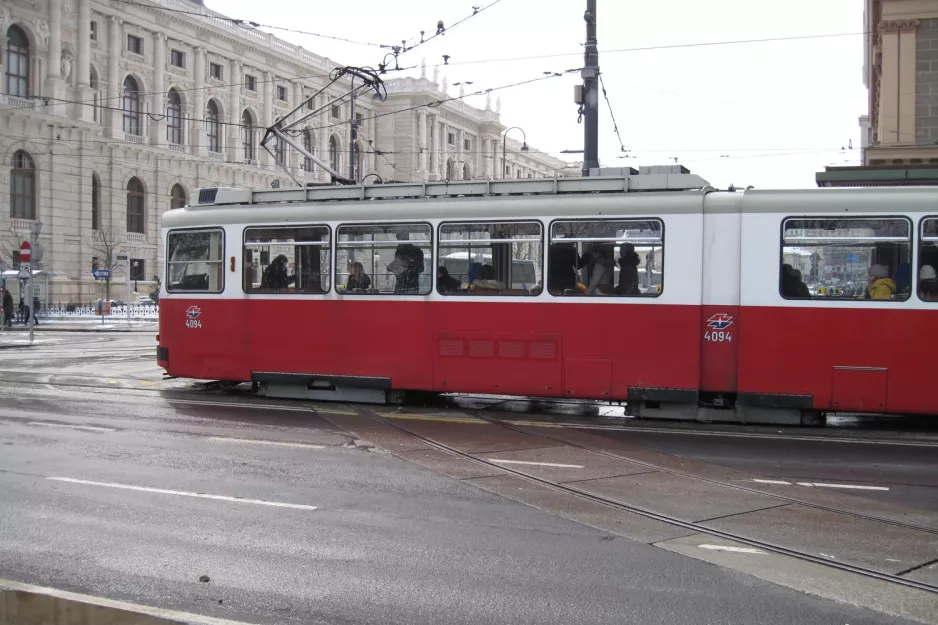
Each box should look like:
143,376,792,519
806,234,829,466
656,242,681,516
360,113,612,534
92,269,111,279
19,241,30,263
18,262,30,279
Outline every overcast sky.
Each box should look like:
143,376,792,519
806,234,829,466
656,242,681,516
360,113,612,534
206,0,866,189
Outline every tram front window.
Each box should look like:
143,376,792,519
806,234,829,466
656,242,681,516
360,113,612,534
166,229,224,292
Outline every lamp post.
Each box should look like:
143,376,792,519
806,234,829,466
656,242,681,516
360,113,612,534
501,126,528,179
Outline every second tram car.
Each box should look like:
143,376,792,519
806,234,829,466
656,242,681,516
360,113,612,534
157,171,938,424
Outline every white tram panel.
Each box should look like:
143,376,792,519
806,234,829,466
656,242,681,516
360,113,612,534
739,188,938,310
701,191,743,308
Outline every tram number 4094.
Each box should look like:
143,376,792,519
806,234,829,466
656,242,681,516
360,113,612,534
704,331,732,343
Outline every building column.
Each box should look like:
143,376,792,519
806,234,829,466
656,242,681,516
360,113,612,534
483,138,492,179
75,0,94,121
261,70,273,168
150,33,165,147
228,60,242,162
417,109,428,176
290,80,302,172
107,16,121,137
45,0,64,112
192,47,205,155
898,24,919,145
319,102,330,179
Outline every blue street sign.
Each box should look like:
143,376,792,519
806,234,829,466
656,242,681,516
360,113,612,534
92,269,111,279
846,254,858,263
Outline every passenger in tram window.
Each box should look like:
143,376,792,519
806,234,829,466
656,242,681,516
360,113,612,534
577,247,595,286
865,264,896,300
781,264,810,298
437,266,461,292
395,232,425,275
346,262,372,292
472,264,504,290
388,248,421,294
919,265,938,301
548,245,578,294
587,245,615,295
262,254,296,290
617,243,640,295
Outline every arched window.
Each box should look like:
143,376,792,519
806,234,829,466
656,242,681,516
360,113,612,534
91,174,100,230
241,110,254,161
166,89,183,145
170,184,187,210
302,129,315,173
329,135,339,172
206,100,220,153
463,163,471,181
126,177,145,233
90,67,101,124
122,76,141,136
10,150,36,219
5,26,30,98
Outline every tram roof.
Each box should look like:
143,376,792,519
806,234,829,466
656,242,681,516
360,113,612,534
164,174,938,230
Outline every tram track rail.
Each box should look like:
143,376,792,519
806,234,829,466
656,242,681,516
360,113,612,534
358,405,938,595
468,412,938,537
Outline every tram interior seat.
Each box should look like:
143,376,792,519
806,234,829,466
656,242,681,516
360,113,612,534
178,274,209,290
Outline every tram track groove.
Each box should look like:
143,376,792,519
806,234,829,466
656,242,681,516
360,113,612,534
467,412,938,536
357,406,938,595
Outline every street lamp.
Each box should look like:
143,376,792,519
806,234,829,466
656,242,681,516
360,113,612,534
501,126,528,179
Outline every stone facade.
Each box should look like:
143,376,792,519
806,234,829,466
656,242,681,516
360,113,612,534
0,0,563,304
916,18,938,145
861,0,938,164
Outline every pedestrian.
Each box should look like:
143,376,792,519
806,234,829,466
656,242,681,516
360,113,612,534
1,289,13,327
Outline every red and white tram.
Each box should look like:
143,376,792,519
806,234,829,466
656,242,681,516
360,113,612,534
157,170,938,424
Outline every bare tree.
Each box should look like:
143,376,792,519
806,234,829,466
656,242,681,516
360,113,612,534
0,222,28,267
87,226,128,300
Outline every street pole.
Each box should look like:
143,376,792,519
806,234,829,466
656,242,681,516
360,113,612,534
125,255,131,324
582,0,599,176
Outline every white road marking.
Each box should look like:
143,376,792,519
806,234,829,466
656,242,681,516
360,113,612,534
751,479,791,485
27,421,115,433
698,544,767,554
0,577,261,625
796,482,890,491
208,436,326,449
47,478,317,511
488,459,584,469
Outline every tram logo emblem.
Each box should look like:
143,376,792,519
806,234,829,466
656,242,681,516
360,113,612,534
706,313,734,330
185,306,202,329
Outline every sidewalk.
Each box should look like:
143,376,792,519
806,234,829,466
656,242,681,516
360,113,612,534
0,319,157,333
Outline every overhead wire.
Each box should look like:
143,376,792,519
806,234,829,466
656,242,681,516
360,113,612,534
598,74,627,155
107,0,394,48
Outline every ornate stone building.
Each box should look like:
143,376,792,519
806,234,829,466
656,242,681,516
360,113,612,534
0,0,563,303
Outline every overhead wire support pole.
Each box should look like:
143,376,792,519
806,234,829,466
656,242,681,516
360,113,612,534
582,0,599,176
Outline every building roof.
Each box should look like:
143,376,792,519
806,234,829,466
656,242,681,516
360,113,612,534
816,165,938,187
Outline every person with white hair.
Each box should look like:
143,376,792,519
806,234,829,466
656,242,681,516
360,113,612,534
919,265,938,301
866,264,896,300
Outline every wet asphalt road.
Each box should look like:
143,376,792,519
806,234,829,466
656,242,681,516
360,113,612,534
0,331,933,624
581,427,938,512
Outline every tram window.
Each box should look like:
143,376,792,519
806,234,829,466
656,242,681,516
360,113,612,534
437,221,542,296
548,219,663,297
918,218,938,302
166,229,224,293
243,225,330,294
781,218,911,301
336,223,431,295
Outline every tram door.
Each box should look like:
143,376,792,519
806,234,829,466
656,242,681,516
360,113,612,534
699,195,742,394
